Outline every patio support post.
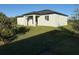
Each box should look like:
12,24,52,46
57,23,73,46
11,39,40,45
24,16,28,26
33,15,36,26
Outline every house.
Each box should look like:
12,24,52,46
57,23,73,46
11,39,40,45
17,9,68,27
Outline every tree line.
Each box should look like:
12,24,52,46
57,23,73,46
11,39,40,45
0,12,28,44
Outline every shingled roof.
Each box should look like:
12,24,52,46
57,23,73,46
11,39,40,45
18,9,68,17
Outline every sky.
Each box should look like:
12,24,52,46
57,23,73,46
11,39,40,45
0,4,77,17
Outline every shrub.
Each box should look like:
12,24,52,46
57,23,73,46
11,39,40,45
15,26,29,34
0,28,16,44
0,13,17,44
68,20,79,32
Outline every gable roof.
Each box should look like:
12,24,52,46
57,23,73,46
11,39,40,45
18,9,68,17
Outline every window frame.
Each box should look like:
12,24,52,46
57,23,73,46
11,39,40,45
45,15,49,21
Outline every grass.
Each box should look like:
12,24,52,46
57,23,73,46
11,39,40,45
14,26,57,42
0,25,79,54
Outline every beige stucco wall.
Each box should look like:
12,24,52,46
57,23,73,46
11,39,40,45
17,15,36,26
52,14,68,27
38,14,68,27
17,16,27,26
17,14,68,27
38,14,54,26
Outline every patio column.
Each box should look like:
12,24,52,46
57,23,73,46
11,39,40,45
24,16,28,26
33,15,36,26
23,16,28,26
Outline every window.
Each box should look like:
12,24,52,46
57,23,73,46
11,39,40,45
45,16,49,21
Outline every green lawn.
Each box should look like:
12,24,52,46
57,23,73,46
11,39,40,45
14,26,57,42
0,25,79,55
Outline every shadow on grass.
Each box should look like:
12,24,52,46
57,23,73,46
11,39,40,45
0,27,79,55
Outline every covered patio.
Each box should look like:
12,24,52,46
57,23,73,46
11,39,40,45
25,15,40,26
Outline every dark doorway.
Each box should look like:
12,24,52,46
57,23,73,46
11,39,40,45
36,16,39,26
27,16,33,26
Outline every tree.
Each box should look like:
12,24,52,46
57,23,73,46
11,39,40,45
0,12,16,44
70,5,79,33
71,5,79,20
0,12,28,44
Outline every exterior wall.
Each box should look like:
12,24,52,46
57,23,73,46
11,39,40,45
38,14,55,26
38,14,68,27
17,16,27,26
17,14,68,27
17,15,37,26
52,14,68,27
